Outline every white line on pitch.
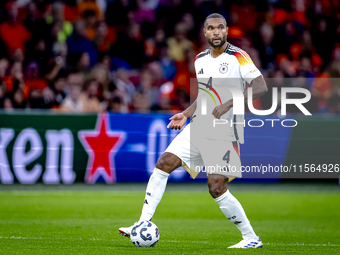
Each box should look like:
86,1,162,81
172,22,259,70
264,242,340,247
0,192,135,197
162,240,208,244
0,236,339,247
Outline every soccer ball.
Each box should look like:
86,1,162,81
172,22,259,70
130,220,160,247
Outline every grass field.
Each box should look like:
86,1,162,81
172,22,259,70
0,183,339,254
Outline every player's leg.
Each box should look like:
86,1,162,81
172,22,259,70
139,152,182,221
119,152,181,237
208,174,262,248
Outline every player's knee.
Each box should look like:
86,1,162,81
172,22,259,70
208,177,228,198
155,153,181,174
155,157,174,174
209,186,225,198
155,157,168,172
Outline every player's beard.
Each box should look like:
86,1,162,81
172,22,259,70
208,36,227,49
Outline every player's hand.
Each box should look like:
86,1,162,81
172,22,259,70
212,103,232,119
167,113,187,130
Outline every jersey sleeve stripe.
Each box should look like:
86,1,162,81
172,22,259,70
240,51,252,62
224,43,253,65
234,51,253,66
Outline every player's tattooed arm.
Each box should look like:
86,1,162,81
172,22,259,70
212,75,268,119
167,101,197,130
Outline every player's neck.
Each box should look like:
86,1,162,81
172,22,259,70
210,42,228,58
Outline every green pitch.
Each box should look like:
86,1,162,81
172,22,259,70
0,183,339,254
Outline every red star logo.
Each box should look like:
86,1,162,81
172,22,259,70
78,114,126,184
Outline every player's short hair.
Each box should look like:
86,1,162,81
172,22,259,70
204,13,227,28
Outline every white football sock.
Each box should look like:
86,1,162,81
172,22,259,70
139,168,169,221
214,190,257,240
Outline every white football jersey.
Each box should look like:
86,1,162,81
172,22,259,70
192,43,262,144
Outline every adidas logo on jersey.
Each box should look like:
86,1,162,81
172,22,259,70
198,69,203,74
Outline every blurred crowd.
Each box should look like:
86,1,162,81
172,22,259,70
0,0,340,114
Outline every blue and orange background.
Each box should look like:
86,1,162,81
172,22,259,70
1,112,338,184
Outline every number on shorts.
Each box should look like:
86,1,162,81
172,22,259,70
223,151,230,164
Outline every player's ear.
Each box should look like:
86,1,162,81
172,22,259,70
226,26,228,35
